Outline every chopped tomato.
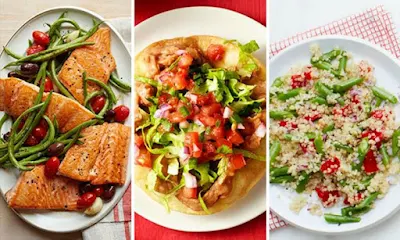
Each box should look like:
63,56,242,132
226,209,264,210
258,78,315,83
158,93,171,105
315,186,340,206
178,53,193,68
344,192,363,205
136,148,152,168
304,113,322,121
279,121,297,129
197,93,216,106
172,68,188,90
210,126,225,140
320,157,341,174
351,95,360,104
216,138,232,149
291,74,306,89
363,150,379,173
200,103,222,116
361,130,383,148
43,77,53,92
226,129,244,145
135,135,144,147
185,132,203,158
206,44,225,61
229,154,246,170
371,109,386,119
299,143,308,153
198,114,219,126
304,71,312,80
182,187,197,199
199,141,216,162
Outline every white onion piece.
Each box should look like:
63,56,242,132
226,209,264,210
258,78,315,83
184,92,198,104
179,121,190,129
192,143,200,152
255,123,266,138
223,107,233,119
183,172,197,188
194,119,204,126
154,104,172,118
179,147,190,163
237,123,245,129
176,49,187,55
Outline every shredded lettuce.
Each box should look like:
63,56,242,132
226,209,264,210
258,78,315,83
153,154,167,179
217,157,229,176
233,148,266,161
183,158,198,172
135,75,159,87
230,98,264,116
216,145,233,154
146,170,158,191
228,79,255,98
240,40,260,54
198,191,211,214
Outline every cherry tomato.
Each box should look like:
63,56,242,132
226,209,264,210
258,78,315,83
229,154,246,170
363,150,379,173
102,184,116,201
43,77,53,92
114,105,130,123
226,129,244,145
90,95,106,114
182,187,197,199
32,126,47,140
206,44,225,61
93,186,104,197
38,118,49,130
216,138,232,149
25,135,39,146
77,192,96,208
44,156,60,178
32,31,50,46
136,148,152,168
320,157,341,174
79,183,94,195
26,44,45,55
315,186,340,206
184,132,203,158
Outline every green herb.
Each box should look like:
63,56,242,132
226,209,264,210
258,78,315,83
217,145,233,154
179,106,190,117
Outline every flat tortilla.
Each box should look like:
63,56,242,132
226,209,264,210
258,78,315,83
135,35,266,215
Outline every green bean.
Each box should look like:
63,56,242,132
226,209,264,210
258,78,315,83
333,78,364,93
34,61,48,85
380,146,390,167
0,114,9,132
96,97,110,118
320,49,343,62
7,139,31,170
392,129,400,156
270,111,294,120
14,116,54,158
49,60,75,99
270,175,295,184
322,123,335,133
57,119,98,141
296,172,310,193
375,97,383,107
364,102,372,116
311,96,328,105
306,132,316,139
270,166,289,177
270,141,281,166
283,134,293,140
341,206,371,217
135,76,159,87
109,72,131,92
278,89,302,101
324,214,361,224
86,77,117,104
352,138,370,171
30,42,95,63
48,18,82,36
83,71,89,100
355,192,379,210
84,91,104,107
338,55,348,75
333,142,354,153
314,133,324,154
3,47,22,59
59,127,82,156
372,86,398,104
312,61,332,71
272,77,284,87
20,157,49,167
315,81,332,98
337,97,345,106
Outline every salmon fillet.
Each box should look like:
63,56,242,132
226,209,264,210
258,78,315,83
58,124,107,182
0,78,95,133
59,123,130,185
6,166,80,211
58,28,116,104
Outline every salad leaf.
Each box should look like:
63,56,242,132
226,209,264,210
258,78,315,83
233,148,266,161
217,157,229,176
194,163,214,186
183,158,198,172
228,79,255,98
230,98,264,116
240,40,260,54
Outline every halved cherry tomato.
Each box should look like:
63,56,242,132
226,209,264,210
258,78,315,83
216,138,232,149
32,126,47,140
44,156,60,178
114,105,130,122
363,150,379,173
315,186,340,206
26,44,45,55
93,186,104,197
182,187,197,199
32,31,50,46
320,157,341,174
43,77,53,92
77,192,97,208
229,154,246,170
226,129,244,145
38,118,48,130
90,95,106,113
136,148,152,168
206,44,225,61
344,192,363,205
185,132,202,158
25,135,39,146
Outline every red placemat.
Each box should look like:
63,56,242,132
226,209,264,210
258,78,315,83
269,5,400,231
134,0,266,239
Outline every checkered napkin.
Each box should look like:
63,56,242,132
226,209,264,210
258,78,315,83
269,5,400,231
82,17,132,240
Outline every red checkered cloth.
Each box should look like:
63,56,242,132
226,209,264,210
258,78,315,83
269,5,400,231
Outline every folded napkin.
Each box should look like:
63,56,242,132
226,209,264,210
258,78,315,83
83,17,132,240
269,5,400,231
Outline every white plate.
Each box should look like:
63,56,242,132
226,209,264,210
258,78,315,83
269,35,400,235
134,7,266,232
0,6,132,233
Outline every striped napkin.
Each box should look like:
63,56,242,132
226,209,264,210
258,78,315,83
82,17,132,240
269,5,400,231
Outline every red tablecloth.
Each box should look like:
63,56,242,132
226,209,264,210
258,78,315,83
134,0,266,239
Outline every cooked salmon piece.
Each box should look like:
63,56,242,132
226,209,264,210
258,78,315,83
58,28,116,104
0,78,95,133
58,124,107,181
58,123,130,185
6,166,80,211
90,123,130,185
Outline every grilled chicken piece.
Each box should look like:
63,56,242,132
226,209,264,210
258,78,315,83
0,78,95,133
58,28,116,104
6,166,80,210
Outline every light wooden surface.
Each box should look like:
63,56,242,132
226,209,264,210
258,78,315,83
0,0,130,239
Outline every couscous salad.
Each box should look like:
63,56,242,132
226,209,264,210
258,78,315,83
269,44,400,224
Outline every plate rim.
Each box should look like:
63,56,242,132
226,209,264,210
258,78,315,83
0,6,132,233
269,34,400,235
134,6,266,232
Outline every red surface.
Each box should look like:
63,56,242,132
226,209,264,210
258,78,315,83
134,0,266,239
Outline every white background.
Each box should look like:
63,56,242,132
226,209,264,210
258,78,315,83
270,0,400,239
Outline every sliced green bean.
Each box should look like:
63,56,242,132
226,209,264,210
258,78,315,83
270,166,289,177
334,142,354,153
311,96,328,105
320,49,343,62
270,175,295,184
338,55,348,75
270,141,281,166
341,206,371,217
314,81,332,98
352,138,370,171
322,123,335,133
333,78,364,93
372,86,398,104
278,89,302,101
312,61,332,71
272,77,284,87
296,172,310,193
49,60,75,99
380,146,390,166
392,129,400,156
270,111,294,120
324,214,361,224
314,133,324,154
